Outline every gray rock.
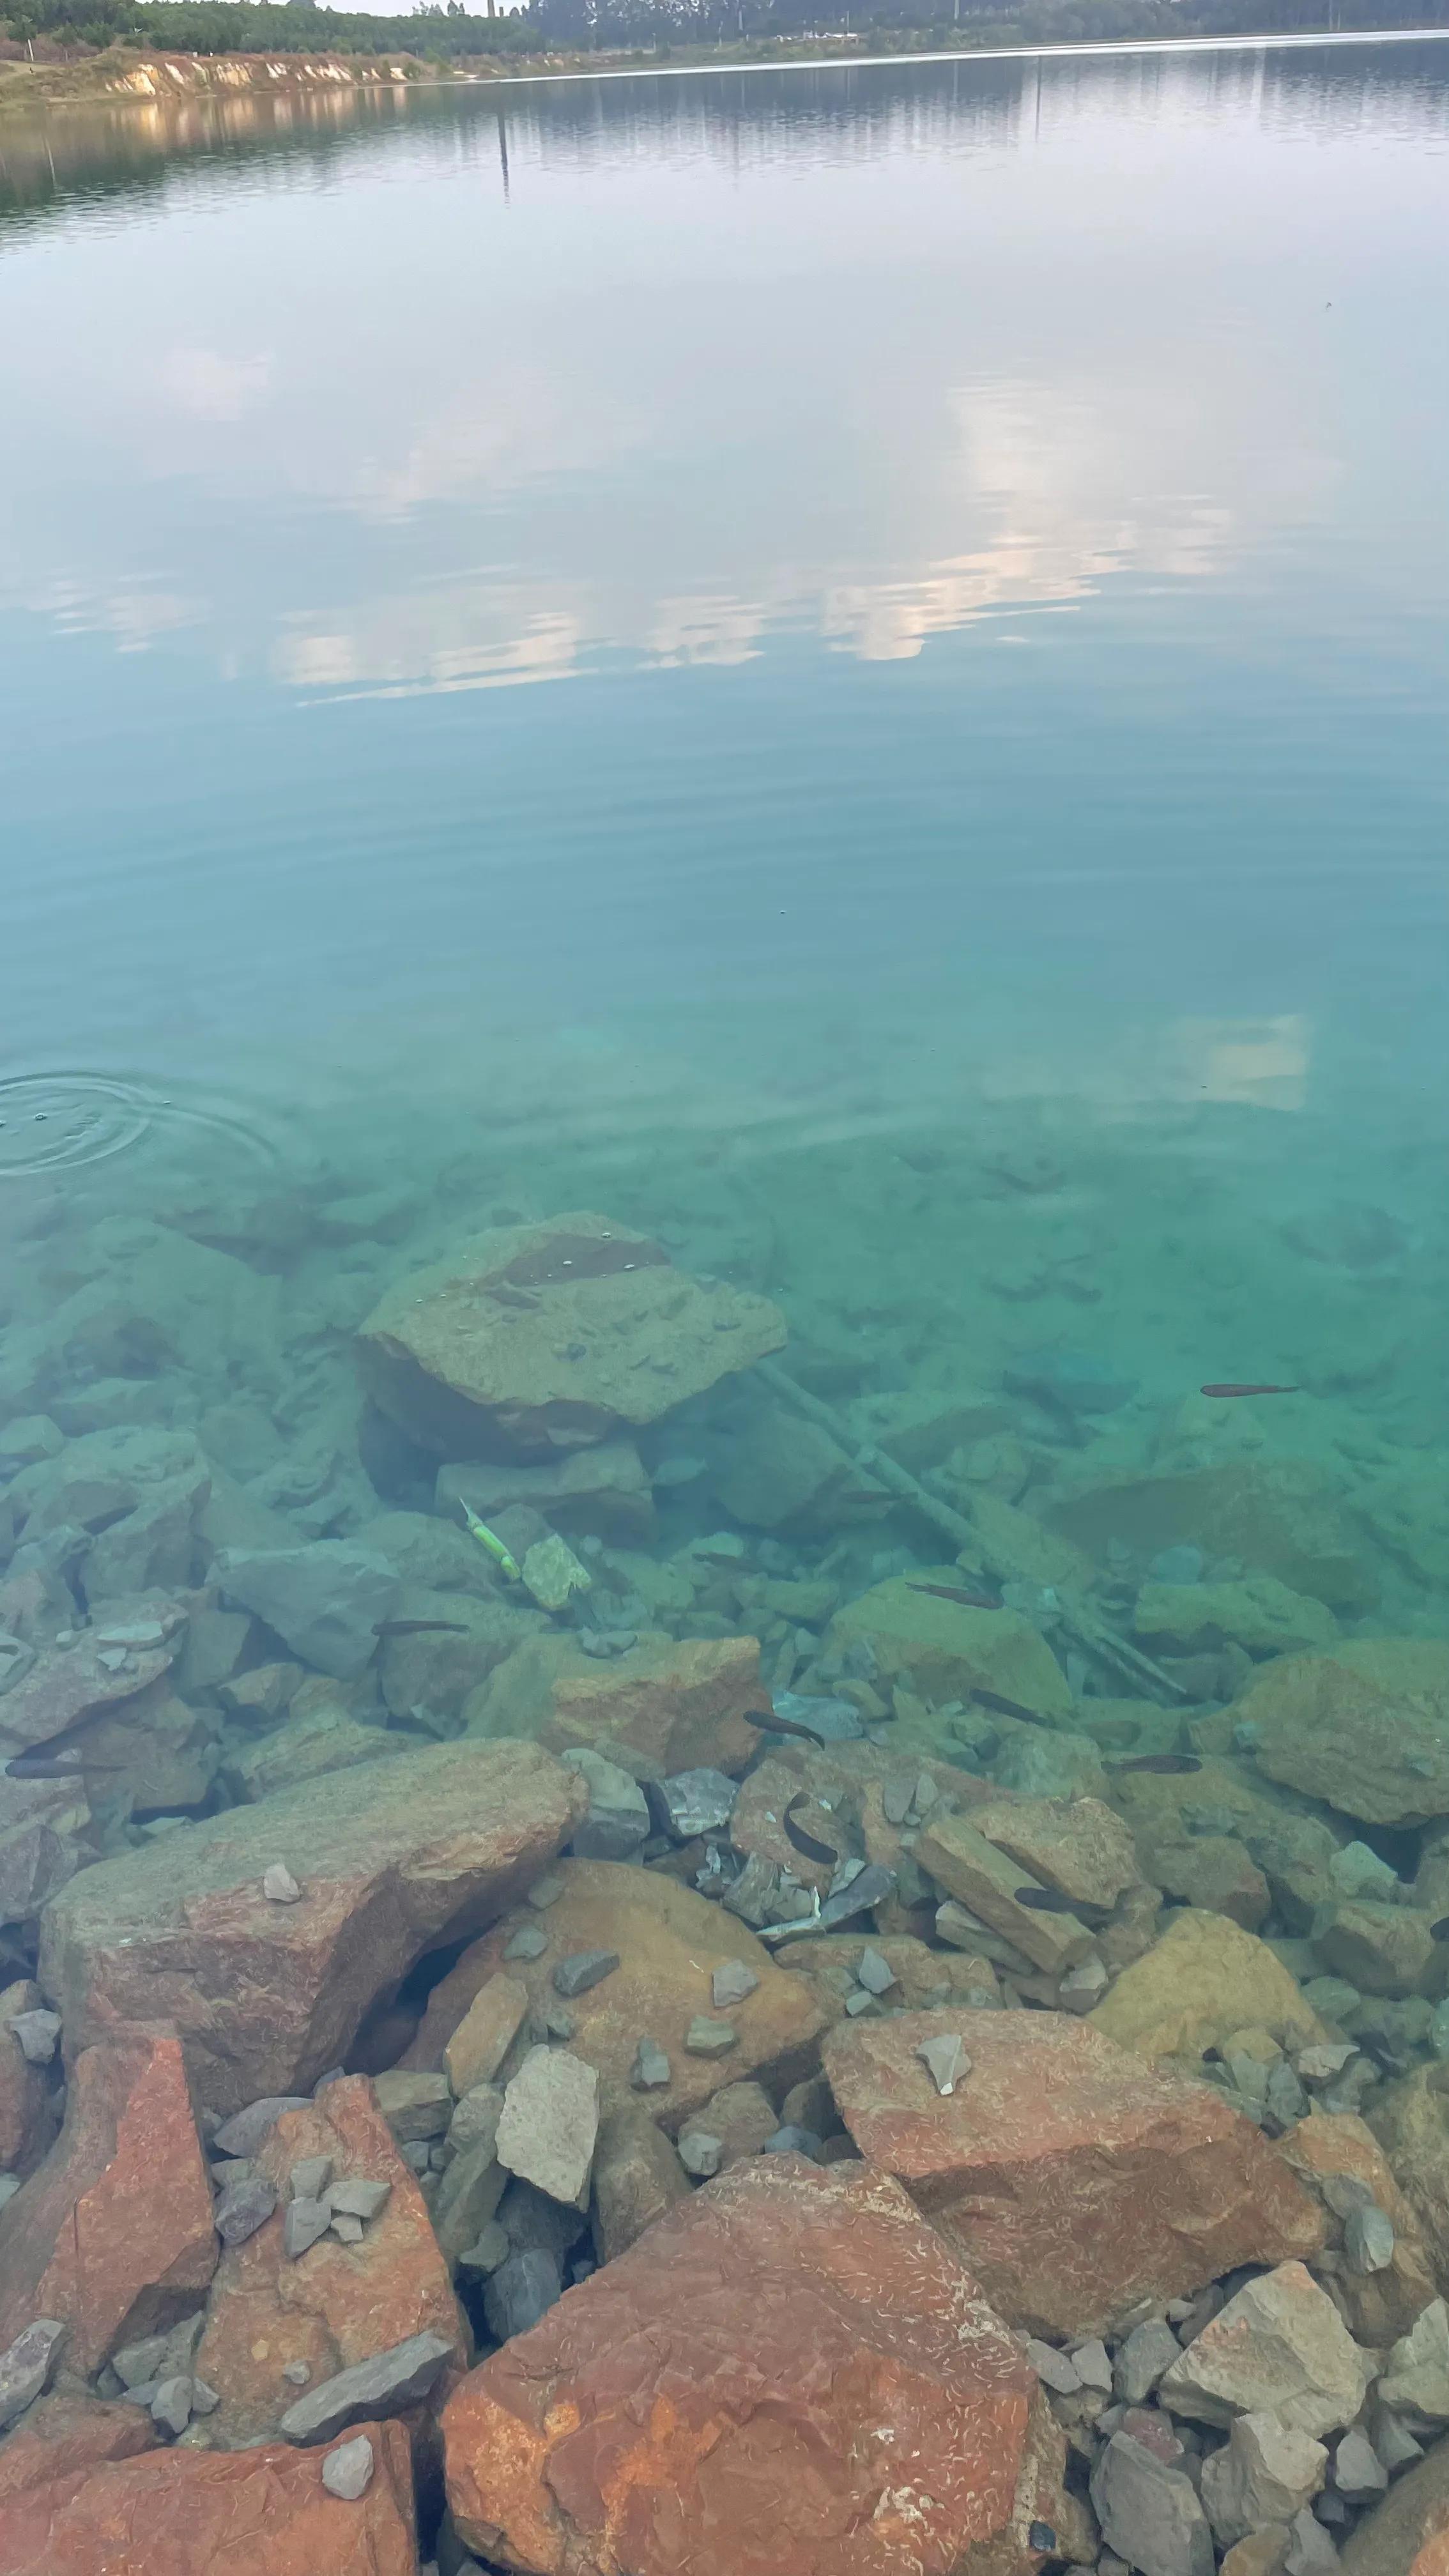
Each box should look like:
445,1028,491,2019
710,1961,760,2011
564,1749,650,1864
321,2433,376,2501
1116,2320,1182,2406
278,2329,456,2442
817,1863,896,1931
9,2008,61,2065
659,1768,737,1838
1158,2263,1372,2437
630,2037,671,2091
330,2212,364,2244
112,2332,169,2390
1331,2427,1386,2500
552,1949,619,1999
1006,1349,1138,1418
213,2097,310,2159
843,1989,878,2018
262,1862,302,1904
526,1873,565,1910
1199,2409,1327,2545
289,2155,334,2202
457,2220,510,2275
1072,2338,1114,2395
1284,2506,1340,2573
684,2017,737,2059
447,2084,506,2158
214,1543,400,1681
1370,2405,1423,2469
433,2135,506,2267
503,1925,548,1962
482,2249,562,2343
214,2176,279,2246
190,2377,220,2416
0,2318,65,2430
763,2126,822,2159
150,2373,194,2437
1344,2203,1395,2274
283,2197,332,2260
1027,2338,1083,2396
678,2131,723,2179
0,2175,20,2214
855,1947,896,1997
1090,2430,1215,2576
916,2033,970,2096
495,2047,599,2206
326,2177,392,2223
1377,2296,1449,2421
283,2359,311,2385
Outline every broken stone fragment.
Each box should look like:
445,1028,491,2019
505,1924,549,1962
1026,2338,1082,2396
0,2315,66,2431
1091,2429,1215,2576
521,1535,592,1613
282,2197,331,2260
659,1768,738,1838
288,2154,334,2201
1158,2261,1372,2437
261,1863,302,1905
325,2176,391,2223
330,2212,364,2244
552,1949,620,2000
629,2038,671,2092
677,2130,723,2179
710,1961,760,2012
684,2017,737,2060
1199,2410,1328,2546
9,2009,61,2066
321,2430,377,2500
916,2032,970,2096
277,2327,456,2443
1344,2202,1395,2274
483,2248,562,2343
444,1974,530,2097
855,1947,896,1998
495,2048,600,2207
150,2372,194,2437
213,2176,279,2247
213,2099,311,2159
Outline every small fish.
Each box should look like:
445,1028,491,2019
746,1708,833,1747
1108,1753,1203,1776
374,1618,470,1638
4,1746,125,1780
1430,1917,1449,1943
1013,1885,1084,1917
969,1686,1048,1726
908,1582,1002,1609
782,1793,840,1868
456,1499,521,1580
1200,1383,1300,1399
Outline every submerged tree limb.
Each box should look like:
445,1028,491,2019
753,1356,1185,1705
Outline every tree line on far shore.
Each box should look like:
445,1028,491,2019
3,0,1445,72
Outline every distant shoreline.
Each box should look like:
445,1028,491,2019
3,22,1447,118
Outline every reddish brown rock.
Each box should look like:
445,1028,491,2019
404,1859,826,2131
1238,1639,1449,1828
445,2155,1035,2576
776,1933,1001,2023
0,1633,174,1761
0,2392,155,2510
969,1795,1141,1910
822,2009,1323,2337
0,2026,216,2373
195,2075,465,2448
38,1736,585,2113
0,2417,416,2576
358,1210,785,1460
471,1630,765,1776
0,1980,56,2177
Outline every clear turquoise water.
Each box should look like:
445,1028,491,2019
3,42,1449,1649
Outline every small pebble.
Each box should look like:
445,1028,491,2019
150,2375,194,2437
504,1925,548,1963
289,2156,333,2203
457,2220,510,2275
262,1862,302,1904
630,2037,671,2091
282,2359,311,2385
551,1948,618,1998
190,2379,220,2416
1344,2203,1395,2274
684,2017,737,2059
526,1874,565,1910
763,2126,822,2159
326,2177,391,2222
1025,2338,1082,2396
710,1961,760,2011
678,2131,723,2179
1071,2336,1113,2394
844,1989,878,2017
322,2434,376,2501
330,2211,365,2244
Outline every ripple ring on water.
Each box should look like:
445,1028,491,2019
0,1073,154,1176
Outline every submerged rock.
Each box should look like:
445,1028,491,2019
822,2007,1322,2338
824,1575,1073,1721
1050,1460,1377,1614
1089,1910,1328,2065
443,2156,1044,2576
38,1738,586,2113
357,1211,785,1461
1238,1639,1449,1828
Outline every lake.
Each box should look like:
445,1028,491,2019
3,45,1449,2006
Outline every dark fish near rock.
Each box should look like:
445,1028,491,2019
907,1583,1003,1610
1013,1885,1093,1919
969,1686,1048,1727
4,1744,125,1780
783,1794,840,1868
1109,1754,1203,1776
1200,1383,1299,1399
373,1618,470,1637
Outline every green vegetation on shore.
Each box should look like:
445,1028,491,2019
3,0,1446,77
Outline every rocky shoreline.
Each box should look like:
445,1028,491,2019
4,1201,1449,2572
